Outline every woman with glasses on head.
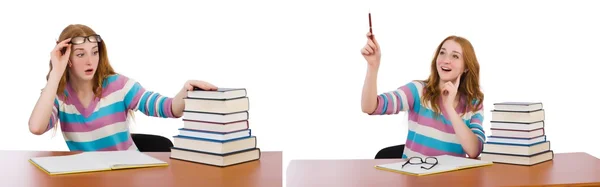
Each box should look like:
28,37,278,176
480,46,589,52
28,24,218,151
361,32,486,159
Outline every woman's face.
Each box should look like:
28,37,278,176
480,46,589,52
436,40,465,82
69,39,99,81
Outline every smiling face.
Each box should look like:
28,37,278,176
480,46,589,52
422,35,484,117
436,39,466,82
68,40,99,81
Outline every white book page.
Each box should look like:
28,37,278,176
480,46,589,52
376,155,492,175
89,151,167,168
434,155,492,168
30,153,109,174
377,161,456,175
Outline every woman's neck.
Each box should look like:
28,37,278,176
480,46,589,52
69,74,94,95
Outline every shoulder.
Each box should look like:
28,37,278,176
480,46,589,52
102,74,139,91
462,97,483,114
470,98,484,110
401,80,426,97
409,80,426,90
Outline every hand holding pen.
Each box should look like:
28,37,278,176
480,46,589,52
361,11,381,68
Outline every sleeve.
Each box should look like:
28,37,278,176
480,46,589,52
44,98,60,133
122,77,175,118
467,102,486,157
369,81,421,115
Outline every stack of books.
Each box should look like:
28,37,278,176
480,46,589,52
169,88,261,167
479,102,554,166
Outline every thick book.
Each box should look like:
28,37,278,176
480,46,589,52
172,135,257,155
490,120,544,131
170,147,261,167
490,128,545,139
29,151,168,175
188,88,247,100
177,128,251,141
182,119,249,133
491,109,545,123
483,141,550,156
374,155,493,176
480,150,554,166
184,97,249,114
486,135,546,146
493,102,543,112
183,110,249,124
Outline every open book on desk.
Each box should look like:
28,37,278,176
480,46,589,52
375,155,493,176
29,151,168,175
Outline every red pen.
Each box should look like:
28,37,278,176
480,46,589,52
368,11,372,34
368,10,373,39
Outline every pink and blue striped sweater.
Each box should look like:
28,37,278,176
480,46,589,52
45,74,176,151
371,80,486,158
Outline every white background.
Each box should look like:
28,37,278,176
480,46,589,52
1,0,599,183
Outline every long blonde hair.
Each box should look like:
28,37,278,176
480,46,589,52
421,35,484,118
46,24,135,135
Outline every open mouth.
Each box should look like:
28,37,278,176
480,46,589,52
85,68,94,73
441,66,452,72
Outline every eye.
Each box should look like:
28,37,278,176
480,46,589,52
439,51,445,55
453,54,460,59
76,53,85,57
93,51,99,55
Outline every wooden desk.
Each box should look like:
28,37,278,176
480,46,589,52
0,150,282,187
287,152,600,187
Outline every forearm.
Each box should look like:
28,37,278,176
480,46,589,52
361,66,379,114
29,72,61,134
446,109,481,158
171,87,188,118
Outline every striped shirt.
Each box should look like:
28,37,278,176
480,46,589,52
371,80,485,158
45,74,176,151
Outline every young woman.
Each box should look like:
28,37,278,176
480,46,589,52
360,32,485,159
28,24,218,151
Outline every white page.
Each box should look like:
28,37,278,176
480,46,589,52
434,155,492,168
88,151,167,168
377,161,458,175
30,151,167,174
30,153,109,174
376,155,492,175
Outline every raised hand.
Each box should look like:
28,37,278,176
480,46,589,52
50,38,72,74
361,32,381,68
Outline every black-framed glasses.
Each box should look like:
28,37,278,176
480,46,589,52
70,35,102,44
401,156,438,170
